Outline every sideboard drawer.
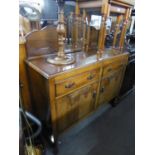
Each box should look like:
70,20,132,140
55,69,100,97
103,61,125,77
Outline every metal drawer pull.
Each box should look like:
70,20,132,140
107,68,112,72
107,64,123,72
92,91,97,98
100,87,105,93
65,82,75,89
119,64,123,68
87,74,95,80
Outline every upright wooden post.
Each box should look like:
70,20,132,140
74,2,80,48
112,15,122,48
119,8,131,50
86,15,91,52
97,0,110,57
82,9,87,51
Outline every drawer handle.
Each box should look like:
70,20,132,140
87,74,95,80
92,91,97,98
107,68,112,72
119,64,123,68
100,87,105,93
65,82,75,89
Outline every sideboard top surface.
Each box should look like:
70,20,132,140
26,50,128,79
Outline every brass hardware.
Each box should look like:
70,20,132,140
26,146,42,155
92,91,97,98
119,64,123,68
19,82,24,88
100,87,105,93
65,82,75,89
110,74,115,79
46,0,75,65
87,73,95,80
115,76,118,81
82,9,86,51
107,64,123,72
107,68,112,72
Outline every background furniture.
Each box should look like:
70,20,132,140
120,9,135,95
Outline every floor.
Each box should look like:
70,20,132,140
45,90,135,155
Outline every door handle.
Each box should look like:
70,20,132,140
92,91,97,98
107,68,112,72
87,73,95,80
65,82,75,89
100,87,105,93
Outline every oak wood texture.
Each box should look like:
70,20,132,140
112,15,123,48
27,66,49,121
79,0,133,55
102,58,126,76
19,43,32,111
110,5,126,14
111,0,134,6
119,8,131,49
86,15,91,52
26,50,128,138
89,27,99,50
98,1,109,55
79,0,134,9
25,26,58,59
82,9,87,51
98,65,124,105
55,68,100,97
56,82,98,133
74,2,80,48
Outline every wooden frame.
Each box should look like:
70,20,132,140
79,0,133,55
19,42,32,111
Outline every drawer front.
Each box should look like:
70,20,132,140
55,69,100,97
103,61,125,76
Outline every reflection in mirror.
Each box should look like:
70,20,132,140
19,0,58,34
90,15,101,30
19,0,85,53
105,15,124,49
66,12,82,50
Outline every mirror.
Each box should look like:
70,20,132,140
19,0,85,51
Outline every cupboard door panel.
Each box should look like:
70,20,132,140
56,82,98,133
78,82,97,119
99,68,124,105
56,96,79,133
103,61,124,77
112,68,124,97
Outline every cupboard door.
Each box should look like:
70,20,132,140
78,82,98,119
99,68,124,105
112,68,124,97
56,82,98,133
